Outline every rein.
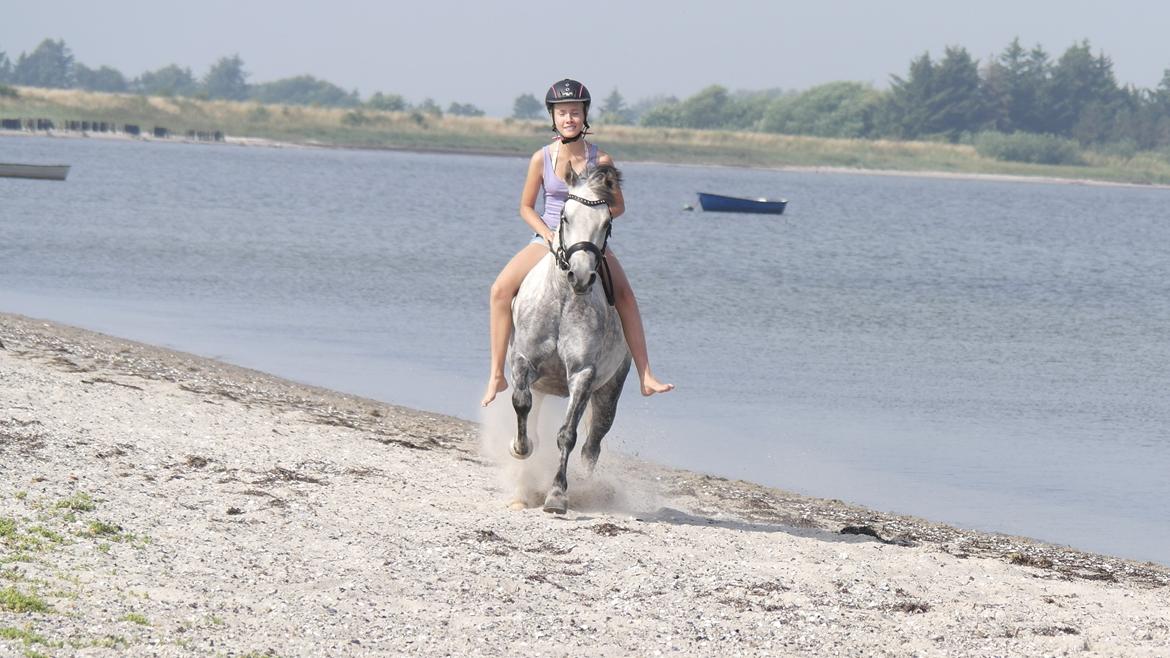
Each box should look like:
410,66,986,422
552,193,615,306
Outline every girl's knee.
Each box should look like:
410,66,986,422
490,280,518,304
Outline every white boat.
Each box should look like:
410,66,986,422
0,163,71,181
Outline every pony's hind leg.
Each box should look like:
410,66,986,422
581,357,631,476
543,367,595,514
510,355,535,460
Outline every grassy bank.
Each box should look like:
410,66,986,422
5,86,1170,185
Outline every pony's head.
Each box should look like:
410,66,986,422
555,164,622,296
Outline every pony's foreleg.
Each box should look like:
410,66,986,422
543,367,595,514
510,354,535,460
581,356,631,476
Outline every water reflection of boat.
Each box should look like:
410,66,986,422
0,163,71,181
697,192,786,214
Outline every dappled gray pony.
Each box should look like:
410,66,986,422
509,164,632,514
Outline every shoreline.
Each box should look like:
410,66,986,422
7,127,1170,191
2,310,1168,655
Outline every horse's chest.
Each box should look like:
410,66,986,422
557,302,624,367
512,264,627,390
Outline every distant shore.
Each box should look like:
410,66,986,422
7,127,1170,193
6,85,1170,187
2,310,1168,656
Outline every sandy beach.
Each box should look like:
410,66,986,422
1,311,1168,656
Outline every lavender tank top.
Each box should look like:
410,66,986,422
539,142,599,230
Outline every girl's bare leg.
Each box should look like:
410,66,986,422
482,243,550,407
605,250,674,396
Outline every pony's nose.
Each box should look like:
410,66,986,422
566,270,595,294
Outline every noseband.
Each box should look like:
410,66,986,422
552,193,615,306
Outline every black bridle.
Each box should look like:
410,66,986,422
552,193,615,306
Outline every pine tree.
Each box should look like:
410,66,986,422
929,46,987,139
1047,40,1122,138
885,52,935,138
13,38,75,88
600,88,630,124
511,93,543,119
203,55,249,100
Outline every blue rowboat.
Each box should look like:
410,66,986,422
697,192,787,214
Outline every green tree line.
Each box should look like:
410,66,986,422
545,39,1170,160
6,36,1170,160
0,38,484,117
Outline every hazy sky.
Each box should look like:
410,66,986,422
3,0,1168,116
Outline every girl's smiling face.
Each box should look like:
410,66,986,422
553,102,585,137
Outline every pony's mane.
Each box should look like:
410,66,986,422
567,164,622,205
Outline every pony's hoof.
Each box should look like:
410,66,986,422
509,436,536,460
542,491,568,515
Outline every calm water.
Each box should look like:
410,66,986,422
3,134,1168,565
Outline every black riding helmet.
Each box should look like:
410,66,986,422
545,78,591,143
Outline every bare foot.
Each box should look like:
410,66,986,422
640,370,675,396
481,374,508,407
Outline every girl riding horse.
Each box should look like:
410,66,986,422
481,78,673,407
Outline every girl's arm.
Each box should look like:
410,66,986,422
520,150,554,242
598,151,624,219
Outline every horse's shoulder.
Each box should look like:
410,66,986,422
517,256,554,294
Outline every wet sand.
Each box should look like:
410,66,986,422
1,312,1167,656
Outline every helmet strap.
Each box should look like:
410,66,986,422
553,119,591,144
559,130,585,144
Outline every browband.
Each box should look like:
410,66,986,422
566,193,608,207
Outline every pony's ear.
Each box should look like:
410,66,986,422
596,164,622,193
565,166,580,187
